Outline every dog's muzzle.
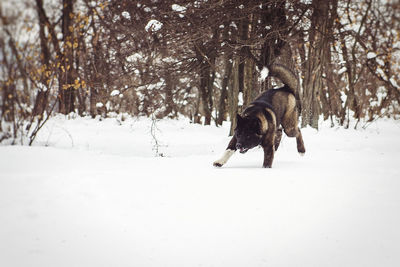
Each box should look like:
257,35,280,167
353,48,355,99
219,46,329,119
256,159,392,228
236,143,249,154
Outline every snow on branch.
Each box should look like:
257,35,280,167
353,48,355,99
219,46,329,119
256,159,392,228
367,52,377,59
145,19,163,32
259,67,269,81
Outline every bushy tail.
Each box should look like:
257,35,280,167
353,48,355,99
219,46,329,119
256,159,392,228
268,64,298,94
268,63,301,112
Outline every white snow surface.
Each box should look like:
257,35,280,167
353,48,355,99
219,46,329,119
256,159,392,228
1,116,400,267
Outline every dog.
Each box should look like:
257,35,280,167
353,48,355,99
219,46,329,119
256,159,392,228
213,64,305,168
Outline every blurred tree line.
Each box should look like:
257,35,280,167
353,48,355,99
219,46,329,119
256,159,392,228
1,0,400,143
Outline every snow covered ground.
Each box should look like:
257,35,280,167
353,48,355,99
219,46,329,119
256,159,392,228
1,115,400,267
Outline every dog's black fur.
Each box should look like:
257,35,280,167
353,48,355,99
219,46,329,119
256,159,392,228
213,65,305,168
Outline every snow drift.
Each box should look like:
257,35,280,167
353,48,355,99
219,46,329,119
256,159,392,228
1,116,400,267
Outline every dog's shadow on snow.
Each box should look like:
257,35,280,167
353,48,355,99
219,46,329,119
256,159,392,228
214,160,304,170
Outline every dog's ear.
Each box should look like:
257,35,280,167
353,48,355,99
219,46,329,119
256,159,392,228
236,114,243,126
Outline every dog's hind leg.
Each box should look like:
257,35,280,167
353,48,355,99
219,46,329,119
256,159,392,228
283,126,305,155
281,97,306,155
213,136,237,167
295,130,305,155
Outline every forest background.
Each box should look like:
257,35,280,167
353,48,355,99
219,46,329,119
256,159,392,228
1,0,400,144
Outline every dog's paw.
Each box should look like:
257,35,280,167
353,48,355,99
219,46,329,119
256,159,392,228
213,161,223,167
213,149,235,167
299,152,305,157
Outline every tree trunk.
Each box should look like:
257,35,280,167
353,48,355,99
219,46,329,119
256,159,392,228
89,29,101,118
28,0,53,128
323,0,344,125
164,70,174,118
59,0,75,114
198,63,212,125
195,41,215,125
241,15,256,107
301,0,330,129
243,57,255,106
216,54,232,126
228,56,240,136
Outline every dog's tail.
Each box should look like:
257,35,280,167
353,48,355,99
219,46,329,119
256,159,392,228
268,63,301,112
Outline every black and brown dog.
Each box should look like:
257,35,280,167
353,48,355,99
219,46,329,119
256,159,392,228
213,64,305,168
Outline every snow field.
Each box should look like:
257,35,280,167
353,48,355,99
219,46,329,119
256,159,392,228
1,116,400,267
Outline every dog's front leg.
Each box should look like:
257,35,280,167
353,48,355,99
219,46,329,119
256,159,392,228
262,145,274,168
262,135,275,168
213,136,237,167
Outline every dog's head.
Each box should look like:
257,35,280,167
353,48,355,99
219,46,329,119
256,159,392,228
234,114,264,154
